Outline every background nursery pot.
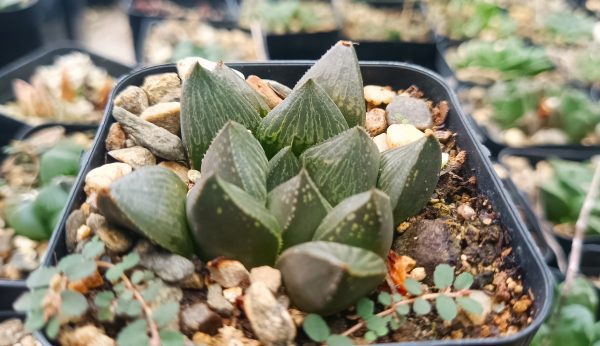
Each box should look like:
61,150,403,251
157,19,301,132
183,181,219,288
39,61,553,346
0,123,97,311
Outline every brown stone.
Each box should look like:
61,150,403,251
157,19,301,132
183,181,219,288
140,102,181,135
105,123,127,152
114,85,148,115
365,108,387,136
141,73,181,105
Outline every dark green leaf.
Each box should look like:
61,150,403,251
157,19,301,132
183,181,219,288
396,304,410,315
60,290,88,318
326,334,353,346
378,292,392,306
436,295,458,321
94,291,115,308
59,254,97,281
26,266,59,289
303,314,331,342
456,297,483,314
117,319,149,346
454,272,474,290
5,198,50,241
434,264,454,290
152,302,180,328
266,146,301,191
413,298,431,315
404,278,422,295
357,298,375,320
45,316,60,339
159,330,185,346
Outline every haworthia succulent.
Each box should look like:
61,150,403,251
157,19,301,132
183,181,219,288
266,146,301,191
201,121,269,202
312,189,393,258
377,132,442,224
212,62,270,116
257,79,348,157
180,63,262,169
5,197,49,241
277,241,386,315
268,169,331,249
97,166,195,257
295,41,365,127
301,127,380,206
186,175,282,268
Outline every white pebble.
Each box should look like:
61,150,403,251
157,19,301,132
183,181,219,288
386,124,425,149
372,133,390,152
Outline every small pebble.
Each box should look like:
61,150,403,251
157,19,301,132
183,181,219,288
372,133,389,152
84,163,132,196
364,85,395,106
208,259,249,288
457,204,476,220
108,146,156,169
114,85,148,115
207,284,234,316
142,73,181,105
386,123,425,149
105,123,127,151
181,302,222,335
513,298,532,314
365,108,387,136
249,266,281,293
140,102,181,135
223,287,243,304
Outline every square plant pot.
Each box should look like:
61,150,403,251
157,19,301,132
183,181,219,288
0,41,133,126
33,61,553,345
0,123,97,311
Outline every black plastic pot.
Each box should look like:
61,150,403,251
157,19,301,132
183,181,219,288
0,123,97,311
265,29,341,60
0,0,43,68
352,41,439,72
127,0,240,60
0,114,30,162
0,42,133,125
498,147,600,256
37,61,552,345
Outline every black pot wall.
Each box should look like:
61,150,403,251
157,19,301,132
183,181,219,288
0,0,44,68
37,61,553,346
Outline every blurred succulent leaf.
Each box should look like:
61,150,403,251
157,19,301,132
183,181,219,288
4,197,50,241
26,267,59,289
39,143,82,185
60,290,88,318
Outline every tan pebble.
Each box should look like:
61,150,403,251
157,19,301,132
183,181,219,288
457,204,476,220
2,264,22,280
84,163,132,196
512,298,532,314
58,325,115,346
140,102,181,135
188,169,202,183
364,85,396,106
386,124,424,148
159,161,189,183
465,290,492,325
399,255,416,272
484,284,495,292
105,123,127,151
514,284,523,294
480,325,491,337
142,73,181,105
409,267,426,281
397,221,410,233
249,266,282,293
365,108,387,136
208,259,249,288
441,152,450,168
180,272,204,290
506,278,516,290
483,218,492,225
506,326,519,335
289,308,305,326
76,225,92,242
372,133,389,152
223,287,243,303
451,329,463,339
114,85,148,115
192,332,213,345
108,146,156,169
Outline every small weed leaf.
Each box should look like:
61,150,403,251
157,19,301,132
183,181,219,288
106,263,125,282
453,272,474,290
366,315,388,336
26,267,58,289
60,290,88,318
94,291,115,308
326,334,354,346
131,270,145,285
364,330,377,342
434,264,454,290
413,298,431,315
436,295,458,321
13,292,32,311
390,318,402,330
121,252,140,270
357,298,375,320
456,297,484,314
396,304,410,315
117,319,149,346
45,316,60,339
152,302,180,328
25,309,45,332
82,236,105,259
141,280,163,302
160,330,185,346
404,278,422,295
98,307,114,322
392,293,402,302
113,282,127,293
59,254,97,281
378,292,392,306
303,314,331,342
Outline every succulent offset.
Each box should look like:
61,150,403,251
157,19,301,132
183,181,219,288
95,41,442,315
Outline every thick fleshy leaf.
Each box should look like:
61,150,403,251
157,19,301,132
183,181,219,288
276,241,386,315
180,63,261,169
268,169,331,249
266,146,301,191
5,197,49,241
97,166,195,257
312,189,393,257
39,142,82,185
212,62,270,116
33,183,69,227
295,41,365,127
257,78,348,157
301,127,380,205
377,132,441,224
186,174,282,268
201,121,268,202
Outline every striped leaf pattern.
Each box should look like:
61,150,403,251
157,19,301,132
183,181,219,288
377,134,442,224
295,41,366,127
201,121,269,202
186,175,282,269
97,166,195,257
268,169,331,249
212,62,270,116
180,63,261,169
301,127,380,206
266,146,301,191
258,79,348,157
